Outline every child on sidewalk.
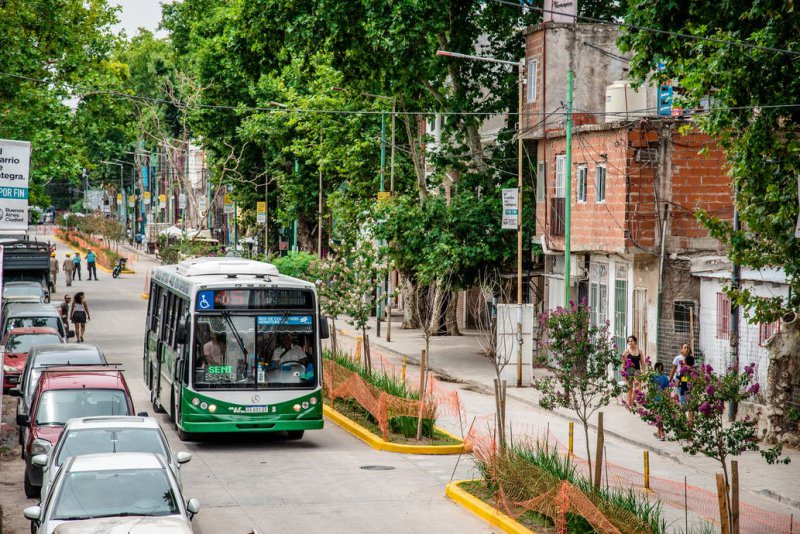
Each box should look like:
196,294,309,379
651,362,670,440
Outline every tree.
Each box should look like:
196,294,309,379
635,362,787,529
618,1,800,323
534,303,623,486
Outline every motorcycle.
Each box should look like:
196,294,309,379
112,257,128,278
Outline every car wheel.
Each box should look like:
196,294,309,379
286,430,304,440
151,390,165,414
23,468,39,499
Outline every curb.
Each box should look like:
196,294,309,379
323,404,467,455
446,480,536,534
54,235,137,275
335,328,683,463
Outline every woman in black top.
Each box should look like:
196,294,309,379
623,335,643,409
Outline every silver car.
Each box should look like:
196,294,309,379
3,281,48,304
33,415,192,502
23,452,200,534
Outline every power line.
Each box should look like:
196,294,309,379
490,0,800,57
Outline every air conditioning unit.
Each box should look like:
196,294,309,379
551,254,588,279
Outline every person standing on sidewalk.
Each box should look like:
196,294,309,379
669,343,691,398
86,249,98,280
70,292,90,342
49,252,58,293
62,253,74,286
73,252,82,281
59,294,72,337
623,335,644,410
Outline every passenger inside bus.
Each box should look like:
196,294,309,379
201,331,226,367
271,333,308,366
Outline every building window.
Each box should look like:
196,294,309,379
759,321,781,346
589,263,609,327
577,165,587,203
536,162,545,203
595,164,606,202
716,292,730,339
527,59,538,103
673,301,696,333
555,155,566,199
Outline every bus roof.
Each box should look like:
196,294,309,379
152,257,315,295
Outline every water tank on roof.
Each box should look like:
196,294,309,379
605,80,648,123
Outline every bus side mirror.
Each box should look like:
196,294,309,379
319,317,330,340
176,318,188,345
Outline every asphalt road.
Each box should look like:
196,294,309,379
0,236,489,534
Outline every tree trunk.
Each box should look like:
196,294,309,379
584,422,593,486
296,213,316,253
445,290,461,336
362,327,372,375
330,317,338,356
401,275,420,329
428,282,445,336
765,312,800,444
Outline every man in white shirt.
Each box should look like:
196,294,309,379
272,333,308,366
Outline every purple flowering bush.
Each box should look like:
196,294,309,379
534,302,623,485
634,362,787,526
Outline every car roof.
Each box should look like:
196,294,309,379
6,327,60,336
29,344,104,362
65,416,159,430
3,303,59,317
39,367,127,391
67,452,167,472
4,281,44,288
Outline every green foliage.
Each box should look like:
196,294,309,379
271,252,318,281
618,1,800,322
155,235,219,265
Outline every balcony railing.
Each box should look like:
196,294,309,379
551,197,565,236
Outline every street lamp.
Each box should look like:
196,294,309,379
437,49,527,387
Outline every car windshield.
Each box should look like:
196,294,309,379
55,429,168,467
192,314,317,390
35,389,130,425
6,317,62,337
4,286,42,298
6,333,61,353
51,468,180,520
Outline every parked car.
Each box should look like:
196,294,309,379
1,303,66,339
10,344,107,447
1,327,63,392
17,366,137,498
23,452,200,534
33,415,192,503
3,281,48,304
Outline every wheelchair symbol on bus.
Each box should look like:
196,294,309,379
198,291,213,310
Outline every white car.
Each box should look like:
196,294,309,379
23,452,200,534
32,416,192,503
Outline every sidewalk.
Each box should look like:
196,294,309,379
331,315,800,519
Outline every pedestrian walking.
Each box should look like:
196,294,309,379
651,362,670,440
669,343,691,398
49,252,58,293
73,252,82,281
59,294,72,337
62,253,74,287
679,354,696,423
86,249,98,280
135,233,143,250
623,335,644,410
70,291,90,342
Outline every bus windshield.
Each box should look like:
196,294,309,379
192,313,317,390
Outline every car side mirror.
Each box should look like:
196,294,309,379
136,411,149,417
23,505,41,521
319,317,330,340
9,387,22,397
186,498,200,519
31,454,48,467
8,375,19,384
16,414,29,427
176,451,192,464
176,318,188,345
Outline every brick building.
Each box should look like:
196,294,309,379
522,21,734,363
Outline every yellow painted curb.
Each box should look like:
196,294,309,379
323,404,466,455
54,236,137,275
446,480,536,534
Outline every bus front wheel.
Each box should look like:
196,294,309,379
286,430,304,440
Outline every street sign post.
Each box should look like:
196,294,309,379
0,140,32,233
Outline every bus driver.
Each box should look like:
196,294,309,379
271,333,308,366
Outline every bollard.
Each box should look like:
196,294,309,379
643,450,650,490
568,421,574,454
402,357,407,384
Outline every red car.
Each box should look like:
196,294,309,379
1,327,63,392
16,366,139,498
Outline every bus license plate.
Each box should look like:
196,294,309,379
245,405,271,413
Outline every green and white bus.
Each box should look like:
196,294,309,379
143,257,327,441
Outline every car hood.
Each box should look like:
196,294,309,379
32,424,64,445
52,515,192,534
3,352,27,370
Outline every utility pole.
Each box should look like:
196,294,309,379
729,185,741,421
564,70,574,307
318,133,323,257
264,173,269,258
516,59,524,388
377,113,386,339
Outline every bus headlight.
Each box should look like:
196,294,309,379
191,398,200,407
301,402,309,409
293,404,301,412
309,397,318,405
200,402,208,410
208,404,217,413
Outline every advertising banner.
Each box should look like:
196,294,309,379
179,193,187,210
501,188,519,230
0,139,31,231
256,201,266,223
128,195,135,208
198,196,207,212
144,191,151,205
